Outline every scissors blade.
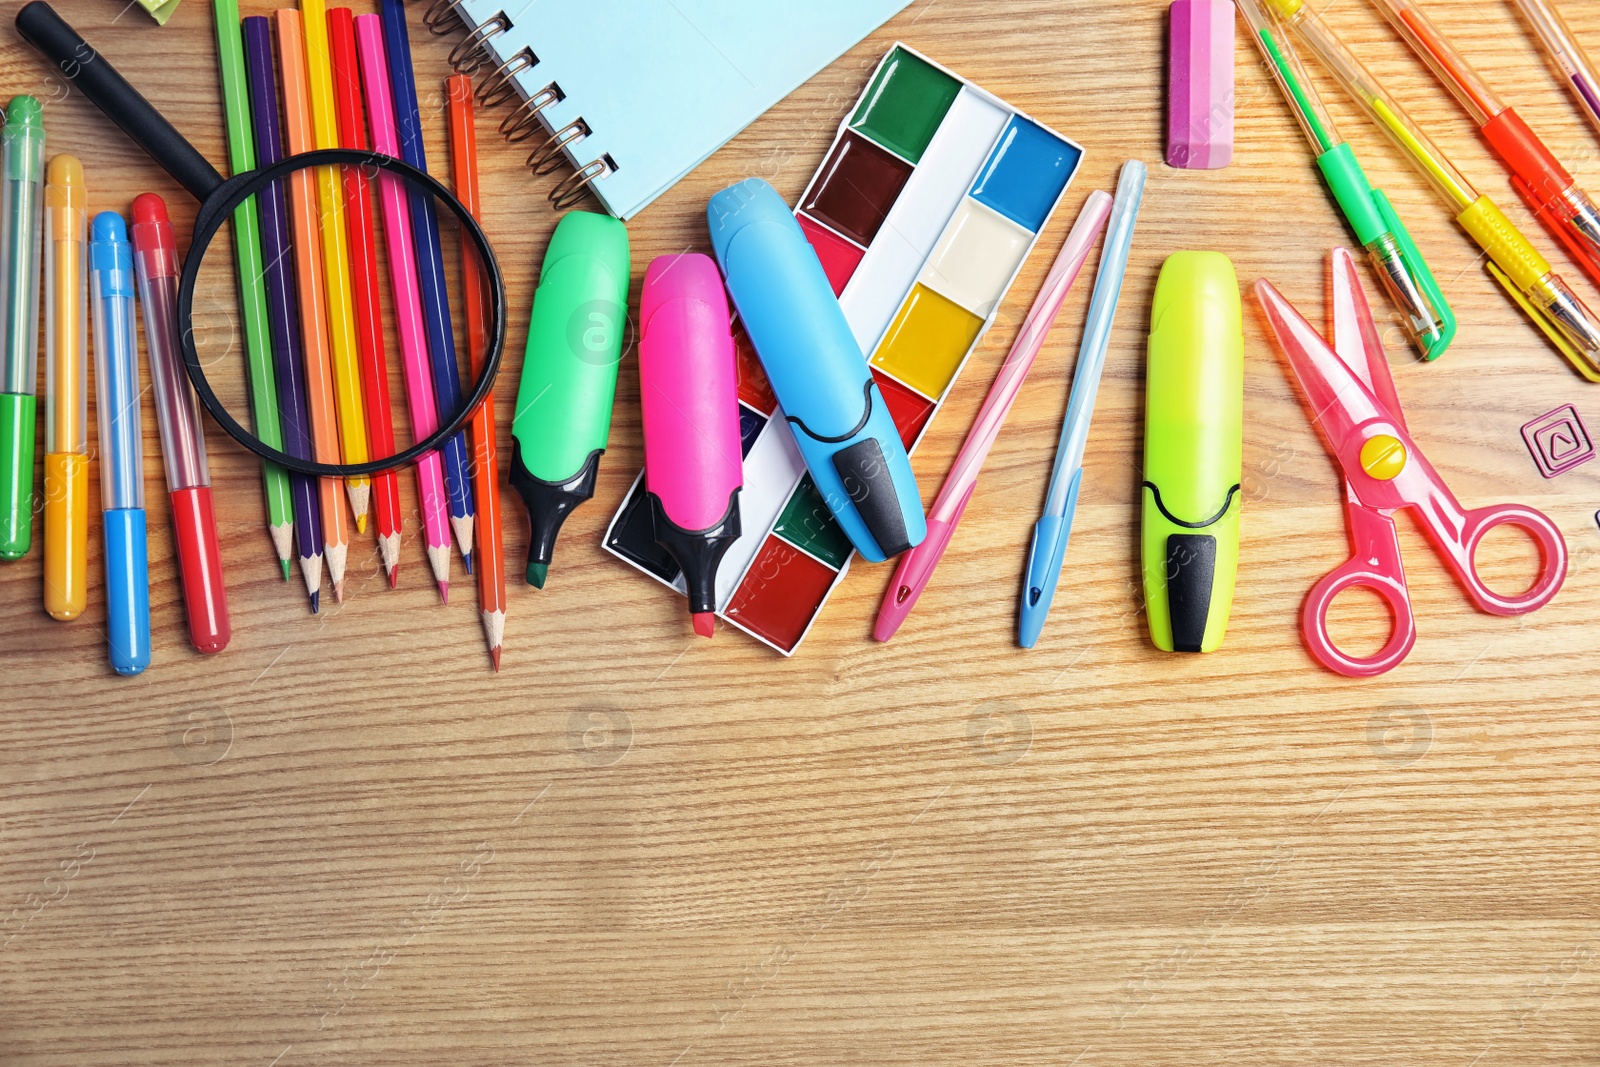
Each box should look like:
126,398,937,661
1329,248,1408,433
1254,276,1391,463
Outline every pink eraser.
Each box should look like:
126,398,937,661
1168,0,1235,169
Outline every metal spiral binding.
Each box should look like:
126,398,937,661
526,119,588,176
434,6,607,212
447,12,507,75
422,0,464,35
549,158,611,210
499,83,561,142
477,47,536,109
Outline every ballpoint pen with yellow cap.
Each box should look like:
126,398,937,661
1237,0,1453,361
1369,0,1600,289
1,96,45,559
42,153,86,621
1269,0,1600,381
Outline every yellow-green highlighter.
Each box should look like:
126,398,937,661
1142,251,1242,653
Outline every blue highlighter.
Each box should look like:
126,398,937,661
708,178,925,562
89,212,150,676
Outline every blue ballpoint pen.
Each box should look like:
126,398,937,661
1019,160,1147,649
378,0,475,571
89,211,150,676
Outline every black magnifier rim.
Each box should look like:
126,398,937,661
177,147,507,480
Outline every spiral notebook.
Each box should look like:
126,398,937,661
446,0,913,217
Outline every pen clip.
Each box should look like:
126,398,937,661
1483,259,1600,382
1371,188,1456,361
1511,172,1600,290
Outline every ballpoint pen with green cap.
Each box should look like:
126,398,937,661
1237,0,1453,361
1269,0,1600,382
0,95,45,559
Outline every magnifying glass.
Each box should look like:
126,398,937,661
14,0,506,480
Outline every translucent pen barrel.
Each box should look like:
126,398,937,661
41,155,86,619
2,95,45,396
1272,0,1478,210
1369,0,1504,125
90,213,143,512
1512,0,1600,137
132,211,208,493
1238,0,1342,154
44,156,85,456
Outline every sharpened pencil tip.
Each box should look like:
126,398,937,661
489,646,501,672
439,580,449,605
388,565,399,590
355,512,367,535
527,562,547,588
281,559,291,582
310,589,320,614
692,612,715,638
334,581,345,605
463,551,473,576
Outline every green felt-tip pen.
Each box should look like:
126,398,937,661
1,95,45,559
1238,0,1454,361
1142,251,1243,654
509,210,630,588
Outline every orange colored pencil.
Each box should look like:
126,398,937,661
447,75,505,670
277,9,349,601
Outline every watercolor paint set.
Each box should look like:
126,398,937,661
605,43,1083,654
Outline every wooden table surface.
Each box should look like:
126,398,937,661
3,0,1600,1062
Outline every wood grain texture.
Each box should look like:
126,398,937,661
3,0,1600,1063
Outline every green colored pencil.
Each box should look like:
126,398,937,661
213,0,294,579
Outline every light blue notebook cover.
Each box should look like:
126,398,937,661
455,0,913,218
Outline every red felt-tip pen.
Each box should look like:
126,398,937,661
131,193,231,654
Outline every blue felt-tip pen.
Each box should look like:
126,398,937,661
707,177,925,563
89,211,150,676
1019,160,1147,649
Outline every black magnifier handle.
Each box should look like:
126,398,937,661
16,1,225,202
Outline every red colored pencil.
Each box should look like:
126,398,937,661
327,6,403,587
447,74,506,670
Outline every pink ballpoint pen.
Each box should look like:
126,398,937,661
354,14,452,601
874,190,1114,642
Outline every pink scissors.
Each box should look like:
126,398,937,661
1255,248,1568,677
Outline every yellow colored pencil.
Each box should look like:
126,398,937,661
297,0,371,531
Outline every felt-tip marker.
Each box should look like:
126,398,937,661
638,253,743,639
89,211,150,676
131,193,230,654
708,177,925,563
508,209,630,587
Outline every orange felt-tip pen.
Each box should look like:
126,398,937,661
42,153,87,621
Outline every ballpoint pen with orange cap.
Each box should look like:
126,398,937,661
1369,0,1600,288
1237,0,1452,360
1269,0,1600,381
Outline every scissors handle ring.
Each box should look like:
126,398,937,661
1303,561,1418,678
1449,504,1568,615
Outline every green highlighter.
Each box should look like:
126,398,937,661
509,210,630,588
1,96,45,560
1142,252,1242,654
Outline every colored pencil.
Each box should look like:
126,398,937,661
354,12,452,600
296,0,372,531
243,15,325,611
211,0,295,579
327,6,403,588
379,0,476,571
277,9,350,603
447,74,505,670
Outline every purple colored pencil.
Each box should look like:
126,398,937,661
243,15,325,613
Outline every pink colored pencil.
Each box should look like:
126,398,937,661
873,190,1114,642
354,13,451,601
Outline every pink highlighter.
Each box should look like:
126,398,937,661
639,254,744,638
